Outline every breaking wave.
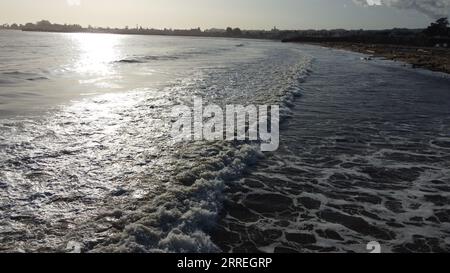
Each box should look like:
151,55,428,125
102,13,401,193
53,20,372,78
0,35,311,253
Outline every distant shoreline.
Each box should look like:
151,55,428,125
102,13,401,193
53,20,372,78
19,29,264,39
0,23,283,40
2,28,450,75
0,28,277,42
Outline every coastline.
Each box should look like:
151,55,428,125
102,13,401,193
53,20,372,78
0,28,279,41
313,42,450,74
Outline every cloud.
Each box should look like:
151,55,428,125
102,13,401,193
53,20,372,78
67,0,81,6
353,0,450,18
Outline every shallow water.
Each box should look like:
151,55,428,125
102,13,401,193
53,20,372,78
213,46,450,253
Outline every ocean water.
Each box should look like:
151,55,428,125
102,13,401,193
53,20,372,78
213,47,450,253
0,30,310,252
0,31,449,253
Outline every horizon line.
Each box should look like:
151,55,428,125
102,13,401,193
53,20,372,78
1,19,436,32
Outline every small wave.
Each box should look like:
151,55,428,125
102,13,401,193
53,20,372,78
1,71,48,82
87,143,263,253
2,71,26,75
115,47,235,65
27,76,49,81
115,55,180,64
116,59,143,64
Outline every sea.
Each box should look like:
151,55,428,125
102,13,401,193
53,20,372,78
0,30,449,253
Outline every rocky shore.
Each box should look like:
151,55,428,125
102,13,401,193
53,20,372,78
319,43,450,74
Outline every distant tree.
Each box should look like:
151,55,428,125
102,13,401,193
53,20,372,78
225,27,242,37
424,17,450,37
22,22,35,30
36,20,52,27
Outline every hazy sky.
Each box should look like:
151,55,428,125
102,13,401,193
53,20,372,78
1,0,449,30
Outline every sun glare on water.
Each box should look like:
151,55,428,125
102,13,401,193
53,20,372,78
69,33,123,75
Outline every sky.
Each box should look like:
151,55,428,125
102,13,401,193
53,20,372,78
1,0,449,30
